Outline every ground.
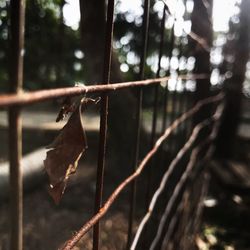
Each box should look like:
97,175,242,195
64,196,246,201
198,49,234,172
199,137,250,250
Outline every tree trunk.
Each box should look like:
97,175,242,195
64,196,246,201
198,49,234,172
190,0,213,125
79,0,140,169
79,0,106,83
215,0,250,158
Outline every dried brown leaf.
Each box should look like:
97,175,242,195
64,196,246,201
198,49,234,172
56,97,76,122
44,100,87,204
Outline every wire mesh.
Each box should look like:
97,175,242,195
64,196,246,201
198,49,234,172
0,0,224,250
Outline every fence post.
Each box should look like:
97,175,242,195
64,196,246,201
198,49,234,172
8,0,25,250
215,0,250,158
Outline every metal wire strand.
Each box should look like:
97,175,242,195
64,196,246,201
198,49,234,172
130,102,223,250
161,166,210,250
160,190,190,250
9,0,26,249
149,104,224,250
93,0,115,249
0,74,208,107
60,93,223,250
126,0,151,248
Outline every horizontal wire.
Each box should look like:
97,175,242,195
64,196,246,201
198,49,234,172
0,74,208,107
149,104,224,250
60,93,223,250
130,103,223,250
130,117,207,250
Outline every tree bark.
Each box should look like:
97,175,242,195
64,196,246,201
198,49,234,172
79,0,106,83
190,0,213,125
215,0,250,158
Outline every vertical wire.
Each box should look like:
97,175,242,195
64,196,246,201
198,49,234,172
93,0,114,249
173,41,184,150
138,6,168,247
180,0,190,141
126,0,150,248
145,3,167,211
161,26,174,135
161,22,175,157
151,5,167,148
169,43,181,154
8,0,25,250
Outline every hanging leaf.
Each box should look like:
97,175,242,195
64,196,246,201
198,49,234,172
44,99,88,204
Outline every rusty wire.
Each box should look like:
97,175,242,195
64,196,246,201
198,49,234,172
176,172,210,250
130,123,200,249
160,189,189,250
130,102,223,250
161,23,174,135
0,74,208,107
145,1,167,216
161,167,210,250
93,0,115,249
60,93,223,250
158,147,214,250
9,0,26,249
127,0,150,248
2,0,223,249
149,104,224,250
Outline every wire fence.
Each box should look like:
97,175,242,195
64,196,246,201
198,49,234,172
0,0,225,249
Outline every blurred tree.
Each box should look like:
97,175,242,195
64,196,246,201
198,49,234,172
1,0,206,159
0,0,186,91
0,0,165,90
0,0,193,166
215,0,250,158
0,0,82,91
77,0,186,168
190,0,213,125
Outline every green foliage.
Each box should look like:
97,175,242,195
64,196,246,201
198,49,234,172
0,0,191,92
24,0,83,90
0,0,82,92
